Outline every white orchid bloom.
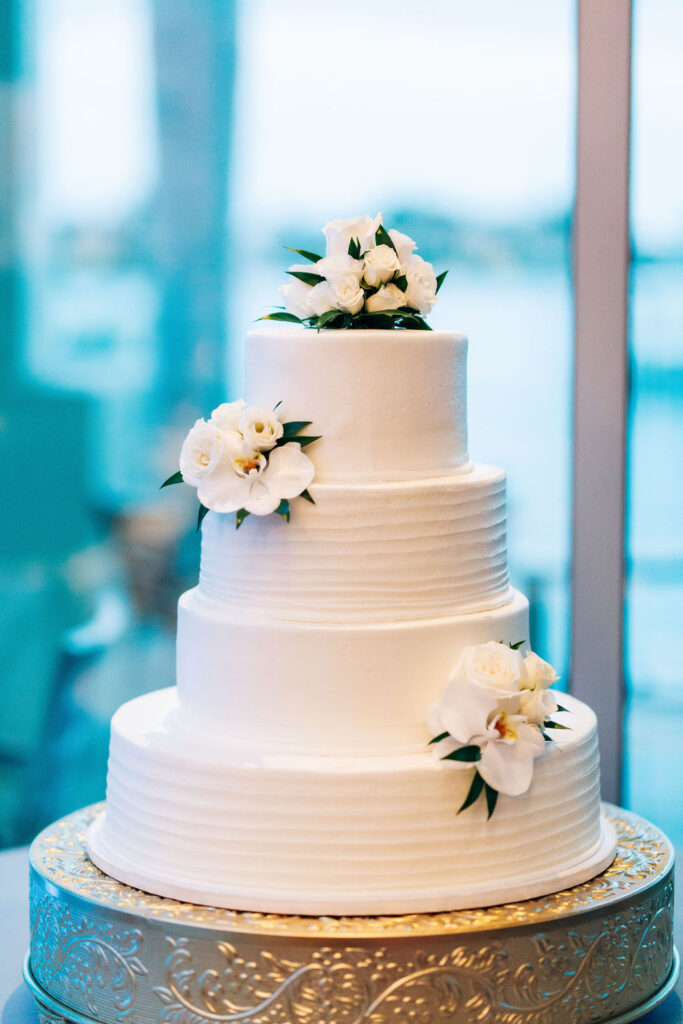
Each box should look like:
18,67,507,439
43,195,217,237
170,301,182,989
196,439,314,516
477,713,546,796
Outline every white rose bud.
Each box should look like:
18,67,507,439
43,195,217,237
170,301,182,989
238,406,284,451
179,419,225,486
365,283,405,313
519,687,559,725
363,244,401,287
388,228,417,264
278,263,316,320
522,651,560,692
307,280,336,316
322,213,382,259
403,254,438,315
211,399,246,432
332,274,365,314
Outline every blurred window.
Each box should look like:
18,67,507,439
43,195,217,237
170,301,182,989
624,0,683,842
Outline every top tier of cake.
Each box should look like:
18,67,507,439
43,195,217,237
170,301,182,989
245,328,469,481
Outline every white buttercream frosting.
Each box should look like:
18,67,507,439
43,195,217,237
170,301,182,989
176,589,529,754
244,329,469,481
198,464,510,622
88,689,614,915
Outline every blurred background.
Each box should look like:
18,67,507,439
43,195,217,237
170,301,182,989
0,0,681,848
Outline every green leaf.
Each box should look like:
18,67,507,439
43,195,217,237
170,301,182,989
393,274,408,292
196,504,209,532
398,314,432,331
316,309,345,331
348,237,361,259
458,771,485,814
508,640,526,650
285,247,322,263
275,498,290,522
484,783,499,819
429,731,450,745
543,720,571,730
555,704,569,714
435,269,448,294
273,400,283,411
539,728,554,743
236,508,250,529
287,270,326,287
299,488,316,504
258,311,303,324
281,420,313,438
160,470,183,489
442,745,481,763
291,435,321,448
375,224,396,251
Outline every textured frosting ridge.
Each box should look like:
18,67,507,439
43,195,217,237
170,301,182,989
90,689,608,915
199,465,511,622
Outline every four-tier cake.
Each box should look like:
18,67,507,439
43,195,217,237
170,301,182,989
87,215,617,915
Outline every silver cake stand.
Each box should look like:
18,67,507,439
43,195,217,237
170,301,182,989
25,802,677,1024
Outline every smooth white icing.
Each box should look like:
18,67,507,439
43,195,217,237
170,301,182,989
245,329,469,481
88,689,615,915
176,589,529,754
199,464,510,622
92,324,612,915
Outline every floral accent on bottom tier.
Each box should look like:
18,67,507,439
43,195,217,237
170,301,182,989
27,803,676,1024
429,641,568,817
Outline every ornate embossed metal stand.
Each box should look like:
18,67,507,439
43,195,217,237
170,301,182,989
25,803,677,1024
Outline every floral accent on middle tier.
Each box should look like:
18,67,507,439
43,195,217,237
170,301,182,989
198,464,511,623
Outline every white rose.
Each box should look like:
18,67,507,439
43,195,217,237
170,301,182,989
403,254,438,315
331,275,365,314
315,253,364,285
238,406,284,451
322,213,382,259
365,283,405,313
278,263,316,319
519,687,559,725
388,228,417,264
179,419,226,486
363,244,401,287
522,651,559,692
307,280,336,316
452,641,525,700
210,400,246,432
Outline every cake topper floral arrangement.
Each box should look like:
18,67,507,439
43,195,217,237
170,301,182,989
262,213,448,331
429,641,569,819
161,401,319,530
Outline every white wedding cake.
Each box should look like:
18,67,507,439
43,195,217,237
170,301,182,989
87,215,616,915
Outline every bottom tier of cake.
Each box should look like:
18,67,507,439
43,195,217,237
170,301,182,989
87,688,616,915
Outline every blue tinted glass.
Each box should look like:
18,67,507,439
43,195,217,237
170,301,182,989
624,0,683,841
0,0,573,846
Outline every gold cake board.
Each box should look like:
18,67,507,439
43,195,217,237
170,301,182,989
25,803,677,1024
